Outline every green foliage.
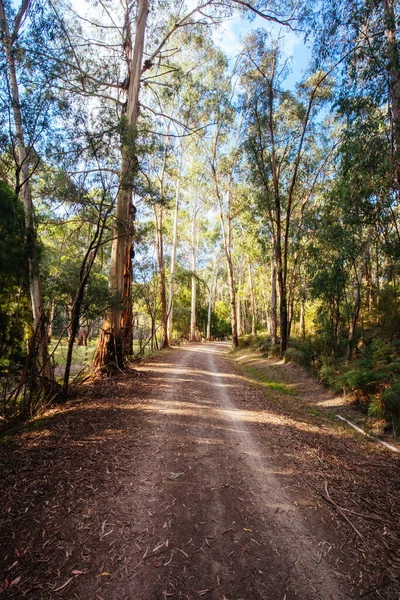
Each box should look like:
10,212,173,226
284,348,304,365
238,333,271,353
370,384,400,434
288,335,400,431
0,181,29,371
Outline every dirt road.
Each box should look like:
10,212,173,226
1,343,399,599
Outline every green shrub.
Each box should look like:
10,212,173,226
337,367,385,403
369,383,400,434
284,348,304,364
254,335,271,353
239,334,256,348
318,363,340,390
268,344,281,358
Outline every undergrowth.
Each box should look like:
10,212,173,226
239,333,400,435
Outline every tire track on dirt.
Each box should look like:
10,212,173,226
123,343,352,599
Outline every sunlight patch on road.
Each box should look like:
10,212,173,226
141,399,331,436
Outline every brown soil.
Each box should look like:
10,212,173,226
0,342,399,600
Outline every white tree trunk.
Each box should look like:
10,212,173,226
95,0,149,366
248,259,256,336
207,252,218,340
167,156,182,344
270,258,277,345
190,200,197,342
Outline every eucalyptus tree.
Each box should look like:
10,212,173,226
0,0,71,384
305,0,400,196
241,32,335,355
324,101,394,355
139,25,226,348
203,59,243,347
57,0,306,367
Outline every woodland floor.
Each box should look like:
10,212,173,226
0,342,399,600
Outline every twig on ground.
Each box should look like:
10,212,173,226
320,481,368,549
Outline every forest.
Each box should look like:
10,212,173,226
1,0,400,437
2,2,400,599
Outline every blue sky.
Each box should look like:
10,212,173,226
212,14,311,89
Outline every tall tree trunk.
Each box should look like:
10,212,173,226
383,0,400,196
211,158,238,347
300,297,305,340
220,187,238,348
262,286,270,333
248,259,257,336
48,299,55,340
236,261,243,336
226,255,239,347
154,204,168,348
207,253,218,340
189,202,197,342
0,0,53,382
287,298,294,339
94,0,148,369
167,158,182,345
270,259,277,346
348,233,373,359
275,241,288,356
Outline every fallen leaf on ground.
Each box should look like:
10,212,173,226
197,589,213,596
169,472,184,480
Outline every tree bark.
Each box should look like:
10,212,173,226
189,199,197,342
248,259,257,336
382,0,400,196
236,261,243,336
226,255,239,347
300,297,305,340
154,204,168,348
348,232,373,359
270,259,277,346
167,157,182,345
217,185,238,348
207,252,218,340
94,0,148,368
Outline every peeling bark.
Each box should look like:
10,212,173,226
94,0,148,369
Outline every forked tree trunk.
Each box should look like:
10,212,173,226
154,204,168,348
0,0,54,383
94,0,148,369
